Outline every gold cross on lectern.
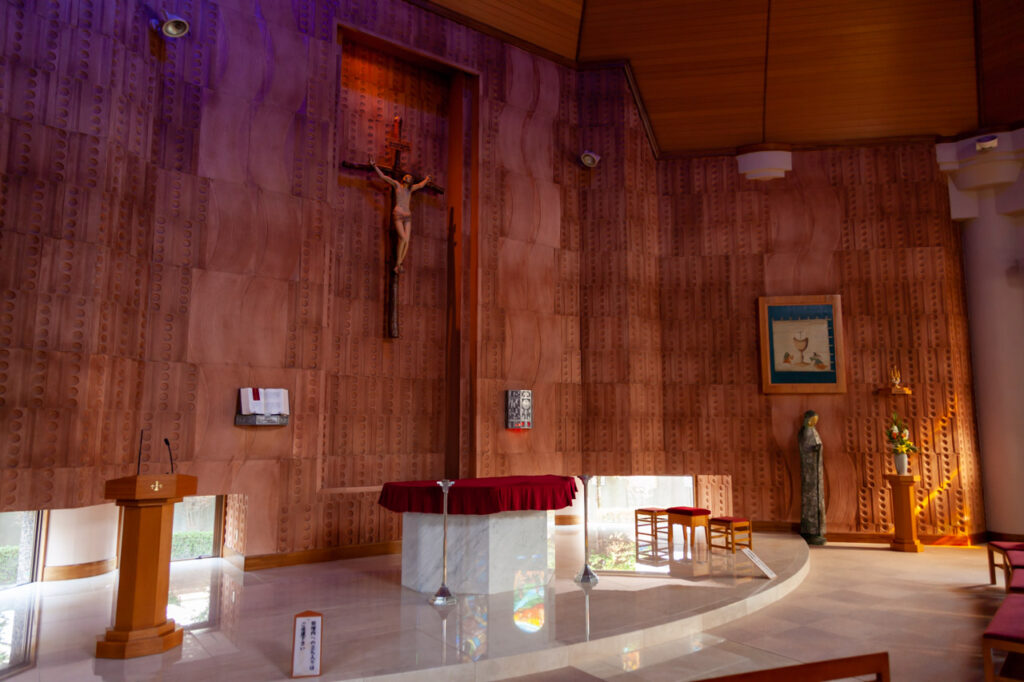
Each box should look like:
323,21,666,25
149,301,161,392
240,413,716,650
150,481,163,492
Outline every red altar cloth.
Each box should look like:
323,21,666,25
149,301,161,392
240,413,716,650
378,475,577,515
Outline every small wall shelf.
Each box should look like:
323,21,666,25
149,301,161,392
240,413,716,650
234,414,289,426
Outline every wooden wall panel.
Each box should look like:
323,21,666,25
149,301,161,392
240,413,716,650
579,68,665,476
657,143,982,539
427,0,584,60
579,0,980,152
0,0,986,561
765,0,977,144
472,46,581,480
327,42,450,498
977,0,1024,127
579,0,769,151
0,0,583,560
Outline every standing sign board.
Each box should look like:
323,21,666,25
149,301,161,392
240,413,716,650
741,548,777,579
291,611,323,678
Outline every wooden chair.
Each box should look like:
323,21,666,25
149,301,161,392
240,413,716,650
634,507,668,561
1011,570,1024,594
988,541,1024,588
666,506,711,551
1002,550,1024,594
710,516,753,553
983,594,1024,681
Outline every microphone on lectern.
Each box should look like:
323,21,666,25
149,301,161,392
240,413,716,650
136,429,144,475
163,438,175,474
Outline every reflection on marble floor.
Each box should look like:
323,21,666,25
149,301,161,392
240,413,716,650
0,526,808,681
510,542,1004,682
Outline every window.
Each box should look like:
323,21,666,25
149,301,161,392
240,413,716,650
171,496,221,561
0,511,41,679
0,512,40,590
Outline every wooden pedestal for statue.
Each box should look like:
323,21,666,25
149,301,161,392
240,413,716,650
884,474,923,553
96,474,198,659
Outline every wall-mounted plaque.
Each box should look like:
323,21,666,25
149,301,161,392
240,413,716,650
505,390,533,429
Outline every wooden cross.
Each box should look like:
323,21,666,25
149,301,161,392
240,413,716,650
340,115,444,339
342,116,442,188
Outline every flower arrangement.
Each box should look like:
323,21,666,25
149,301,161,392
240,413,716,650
886,412,918,457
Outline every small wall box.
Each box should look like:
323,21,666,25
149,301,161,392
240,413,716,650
236,388,290,426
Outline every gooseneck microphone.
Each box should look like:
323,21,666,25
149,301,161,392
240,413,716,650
136,429,144,475
163,438,175,474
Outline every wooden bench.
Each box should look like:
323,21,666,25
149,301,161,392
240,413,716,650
990,542,1024,590
1012,571,1024,595
700,651,889,681
984,594,1024,681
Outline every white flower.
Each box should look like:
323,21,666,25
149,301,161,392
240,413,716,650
901,429,909,440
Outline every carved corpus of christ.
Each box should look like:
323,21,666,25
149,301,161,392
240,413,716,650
371,159,431,274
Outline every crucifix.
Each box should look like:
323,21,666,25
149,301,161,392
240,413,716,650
342,115,443,338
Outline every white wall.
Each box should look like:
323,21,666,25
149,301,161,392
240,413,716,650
45,503,119,567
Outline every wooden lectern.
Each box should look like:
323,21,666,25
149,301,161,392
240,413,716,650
96,474,197,659
884,474,923,553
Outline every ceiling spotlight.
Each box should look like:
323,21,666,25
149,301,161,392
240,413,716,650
580,151,600,168
151,10,190,38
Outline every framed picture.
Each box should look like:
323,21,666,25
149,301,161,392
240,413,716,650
758,295,846,394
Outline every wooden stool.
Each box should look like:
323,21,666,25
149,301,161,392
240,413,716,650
666,506,711,551
634,508,668,560
710,516,752,553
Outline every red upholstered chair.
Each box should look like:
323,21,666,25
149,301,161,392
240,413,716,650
988,541,1024,588
710,516,752,553
983,594,1024,681
1002,550,1024,594
666,506,711,551
634,508,669,561
1010,570,1024,594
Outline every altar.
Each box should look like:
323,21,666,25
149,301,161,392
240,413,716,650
378,475,577,595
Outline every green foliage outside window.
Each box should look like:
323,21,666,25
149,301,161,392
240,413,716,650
171,531,213,560
0,547,18,586
588,532,637,571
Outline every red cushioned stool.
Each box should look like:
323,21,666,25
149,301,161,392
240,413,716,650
666,506,711,551
709,516,752,553
983,594,1024,681
634,507,669,561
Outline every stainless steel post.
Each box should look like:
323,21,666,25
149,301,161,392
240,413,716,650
574,474,598,586
430,479,457,606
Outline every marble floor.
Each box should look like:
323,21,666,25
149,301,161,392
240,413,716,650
0,525,1006,681
511,542,1007,682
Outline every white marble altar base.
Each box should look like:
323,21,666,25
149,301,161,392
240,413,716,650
401,511,549,594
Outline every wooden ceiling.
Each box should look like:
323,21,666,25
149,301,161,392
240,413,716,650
426,0,985,155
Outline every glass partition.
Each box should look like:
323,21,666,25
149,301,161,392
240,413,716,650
588,475,694,573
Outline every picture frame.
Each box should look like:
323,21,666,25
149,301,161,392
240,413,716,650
758,295,846,394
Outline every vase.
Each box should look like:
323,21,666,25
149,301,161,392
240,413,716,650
893,453,909,475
